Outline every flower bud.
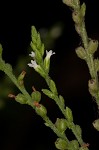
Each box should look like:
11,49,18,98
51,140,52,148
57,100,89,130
15,93,27,104
75,46,86,60
65,107,73,122
72,11,81,24
35,104,47,117
31,91,41,102
68,140,79,150
18,71,26,86
55,118,67,133
93,119,99,131
55,138,68,150
87,40,98,54
88,79,98,97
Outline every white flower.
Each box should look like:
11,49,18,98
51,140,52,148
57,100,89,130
29,51,35,58
28,60,39,69
46,50,55,59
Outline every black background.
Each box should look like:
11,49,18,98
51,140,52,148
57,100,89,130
0,0,99,150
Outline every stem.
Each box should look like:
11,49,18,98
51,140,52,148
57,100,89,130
1,60,34,107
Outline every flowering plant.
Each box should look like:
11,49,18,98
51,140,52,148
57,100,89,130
0,0,99,149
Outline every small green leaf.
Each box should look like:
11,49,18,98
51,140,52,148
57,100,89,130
68,140,79,150
31,26,38,43
75,125,82,137
30,42,38,52
65,107,73,122
49,79,57,95
59,95,65,108
40,43,45,56
42,89,55,99
80,3,86,17
35,50,43,64
37,33,42,50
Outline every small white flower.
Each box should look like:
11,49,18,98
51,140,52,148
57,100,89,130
46,50,55,59
28,60,38,69
29,51,35,58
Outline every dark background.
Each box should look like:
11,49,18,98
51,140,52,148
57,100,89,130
0,0,99,149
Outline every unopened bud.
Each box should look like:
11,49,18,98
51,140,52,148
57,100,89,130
93,119,99,131
55,118,67,133
88,79,98,97
31,91,41,102
72,11,81,24
15,93,27,104
55,138,68,150
35,104,47,117
75,46,86,60
87,40,98,54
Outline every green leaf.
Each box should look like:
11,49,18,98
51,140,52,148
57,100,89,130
31,26,38,43
80,3,86,17
59,95,65,108
68,140,79,150
40,43,45,56
37,33,42,50
35,50,43,64
42,89,55,99
65,107,73,122
30,42,38,52
75,125,82,137
49,79,57,95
